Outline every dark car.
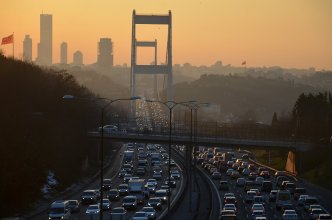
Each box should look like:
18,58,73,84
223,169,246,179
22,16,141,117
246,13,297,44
219,181,229,190
164,177,176,188
102,178,112,191
108,189,120,201
262,181,273,193
148,197,162,211
67,200,80,213
294,188,306,200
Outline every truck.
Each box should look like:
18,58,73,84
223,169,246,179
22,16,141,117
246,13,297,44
124,150,134,163
128,179,147,204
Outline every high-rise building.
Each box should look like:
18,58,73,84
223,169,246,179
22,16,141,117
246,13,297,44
97,38,113,68
73,50,83,66
60,42,67,64
36,14,52,66
23,35,32,62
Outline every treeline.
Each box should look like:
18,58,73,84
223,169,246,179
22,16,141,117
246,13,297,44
0,54,114,216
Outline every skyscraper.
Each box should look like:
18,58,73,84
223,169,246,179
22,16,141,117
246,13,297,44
73,50,83,66
23,35,32,62
97,38,113,68
60,42,67,64
36,14,52,66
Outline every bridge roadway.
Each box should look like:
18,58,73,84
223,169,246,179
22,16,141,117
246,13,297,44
88,131,313,152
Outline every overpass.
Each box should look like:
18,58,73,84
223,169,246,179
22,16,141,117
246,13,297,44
87,131,313,152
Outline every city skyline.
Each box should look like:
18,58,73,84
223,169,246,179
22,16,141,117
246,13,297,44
1,0,332,70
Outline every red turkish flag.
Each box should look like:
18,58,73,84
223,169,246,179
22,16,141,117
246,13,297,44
1,34,13,45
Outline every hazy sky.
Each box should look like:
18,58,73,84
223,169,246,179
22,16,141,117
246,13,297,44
1,0,332,70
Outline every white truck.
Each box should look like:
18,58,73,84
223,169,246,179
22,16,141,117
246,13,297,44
128,179,148,204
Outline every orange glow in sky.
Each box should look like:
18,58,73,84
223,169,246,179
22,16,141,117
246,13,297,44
1,0,332,70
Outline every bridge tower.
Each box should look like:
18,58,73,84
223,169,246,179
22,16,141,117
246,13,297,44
130,10,173,115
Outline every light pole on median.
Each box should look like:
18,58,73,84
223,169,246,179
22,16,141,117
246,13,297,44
145,99,194,214
181,102,209,212
63,95,140,220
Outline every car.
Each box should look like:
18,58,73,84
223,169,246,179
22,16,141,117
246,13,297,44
260,171,270,178
136,167,146,176
304,197,319,211
251,203,265,213
276,176,289,188
108,189,120,201
48,200,71,220
99,124,118,133
67,200,80,213
226,168,235,176
231,171,240,179
224,196,237,207
220,209,236,217
132,211,149,220
269,190,278,202
255,177,264,186
282,210,298,220
285,182,296,194
275,171,288,177
153,171,162,180
118,169,127,178
219,181,229,190
81,190,97,204
155,190,168,204
212,171,222,179
298,194,309,206
123,174,133,183
223,203,237,213
250,188,261,196
261,181,273,192
118,184,129,195
293,188,306,200
170,170,181,179
281,204,294,214
310,209,327,220
224,193,235,200
253,196,264,205
244,180,255,192
99,198,111,210
164,177,177,188
242,168,250,176
318,214,332,219
251,210,265,220
102,178,112,191
246,191,257,203
160,185,171,195
248,172,258,181
86,204,101,215
236,178,246,187
122,195,137,210
146,179,158,187
145,183,156,194
111,207,127,218
141,206,157,219
308,204,323,213
147,197,162,211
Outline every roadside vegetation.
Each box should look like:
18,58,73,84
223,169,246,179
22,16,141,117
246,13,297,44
0,54,120,216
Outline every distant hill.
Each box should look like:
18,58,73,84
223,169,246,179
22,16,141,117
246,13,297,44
172,74,319,123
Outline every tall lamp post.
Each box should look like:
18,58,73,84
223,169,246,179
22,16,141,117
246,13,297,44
145,99,194,213
63,95,140,220
181,102,209,211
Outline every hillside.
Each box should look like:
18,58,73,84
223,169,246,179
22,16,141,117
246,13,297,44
0,54,113,216
172,74,319,123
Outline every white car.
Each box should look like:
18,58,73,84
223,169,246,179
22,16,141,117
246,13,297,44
146,179,158,187
251,203,265,213
223,203,237,213
132,211,148,220
99,125,118,133
86,204,100,215
226,168,235,176
236,178,246,186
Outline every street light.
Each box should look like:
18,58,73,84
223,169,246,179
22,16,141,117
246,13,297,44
145,99,194,213
180,102,209,211
63,95,140,220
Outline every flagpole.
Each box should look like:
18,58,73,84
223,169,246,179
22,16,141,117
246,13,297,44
12,32,14,58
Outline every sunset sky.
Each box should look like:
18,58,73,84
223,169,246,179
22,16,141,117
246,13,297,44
1,0,332,70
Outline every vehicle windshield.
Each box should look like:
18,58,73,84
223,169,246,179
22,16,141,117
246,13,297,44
149,198,160,203
142,207,154,212
134,212,146,217
83,191,94,196
49,207,64,214
124,197,136,202
112,208,124,213
88,205,99,210
103,180,112,184
110,190,118,194
119,185,128,189
156,192,166,196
